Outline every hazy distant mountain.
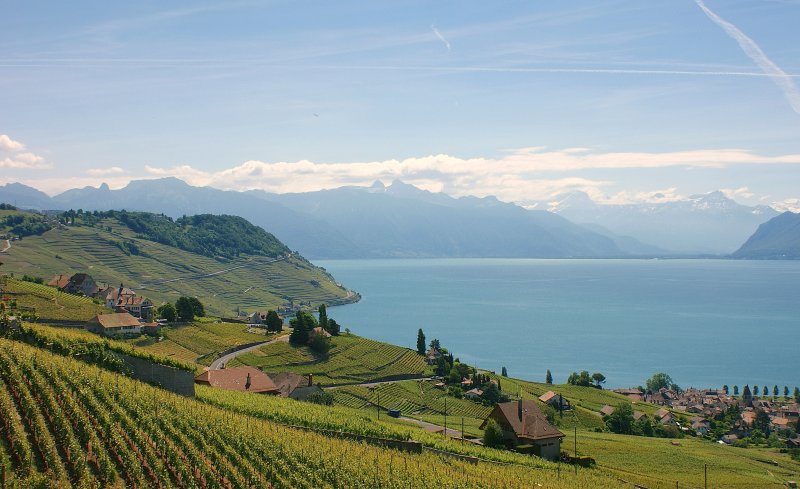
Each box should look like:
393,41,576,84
537,191,779,254
0,182,54,210
732,211,800,259
256,180,624,258
49,178,362,258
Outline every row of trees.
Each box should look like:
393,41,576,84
566,370,606,388
156,296,205,322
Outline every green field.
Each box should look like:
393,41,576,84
0,220,353,316
0,337,624,488
126,318,276,365
230,332,430,385
0,277,110,321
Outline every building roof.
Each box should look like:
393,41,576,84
539,391,558,403
195,367,279,394
464,388,483,397
268,372,310,397
483,400,565,442
48,274,71,289
599,405,616,417
89,312,141,329
309,327,331,338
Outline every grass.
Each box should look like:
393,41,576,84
230,332,430,385
1,277,110,321
0,220,353,317
564,428,800,488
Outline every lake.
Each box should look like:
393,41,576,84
316,259,800,390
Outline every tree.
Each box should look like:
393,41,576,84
175,297,196,322
763,386,768,399
309,331,331,355
646,373,675,393
187,297,204,318
318,304,328,331
501,366,508,377
265,310,283,333
157,303,177,322
591,372,606,388
795,387,800,403
435,356,449,377
482,419,504,448
606,402,634,435
773,385,779,398
743,384,752,400
429,338,441,351
753,385,760,396
416,329,426,355
327,318,340,336
289,311,316,345
482,382,501,404
784,386,790,399
723,385,729,395
733,385,739,396
755,410,771,436
545,369,552,385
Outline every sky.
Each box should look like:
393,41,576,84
2,0,800,211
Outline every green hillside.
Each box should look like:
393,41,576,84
0,337,620,488
0,211,354,316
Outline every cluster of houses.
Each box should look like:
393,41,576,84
45,272,161,338
48,273,154,321
613,387,800,445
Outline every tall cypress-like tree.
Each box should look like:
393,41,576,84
501,366,508,377
318,304,328,331
546,370,553,385
416,329,426,355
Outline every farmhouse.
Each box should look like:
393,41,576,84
85,312,142,337
194,367,280,395
480,400,564,460
464,388,483,400
65,273,98,297
47,274,71,290
539,391,570,410
98,284,136,308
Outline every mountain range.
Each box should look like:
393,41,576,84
534,191,778,254
0,179,789,258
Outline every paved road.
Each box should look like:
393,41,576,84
209,335,289,370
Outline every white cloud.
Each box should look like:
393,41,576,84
771,198,800,213
720,186,755,200
696,0,800,114
0,134,50,169
0,134,25,152
431,25,451,52
87,166,126,176
139,146,800,204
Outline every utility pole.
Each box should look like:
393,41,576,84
461,417,464,443
444,396,447,438
704,463,707,489
574,425,577,475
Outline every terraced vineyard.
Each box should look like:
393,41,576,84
0,220,353,316
1,278,109,321
332,379,493,419
0,338,623,488
126,318,272,365
230,333,429,385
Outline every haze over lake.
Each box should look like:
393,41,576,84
318,259,800,389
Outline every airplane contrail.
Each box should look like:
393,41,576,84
695,0,800,114
431,25,451,52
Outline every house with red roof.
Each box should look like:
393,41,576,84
480,400,564,460
194,367,280,395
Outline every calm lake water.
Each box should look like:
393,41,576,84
316,259,800,389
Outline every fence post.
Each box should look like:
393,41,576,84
704,463,707,489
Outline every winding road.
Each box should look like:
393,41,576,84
209,334,289,370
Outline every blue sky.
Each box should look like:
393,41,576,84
2,1,799,210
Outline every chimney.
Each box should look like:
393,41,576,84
245,373,252,390
308,373,313,387
518,398,523,421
